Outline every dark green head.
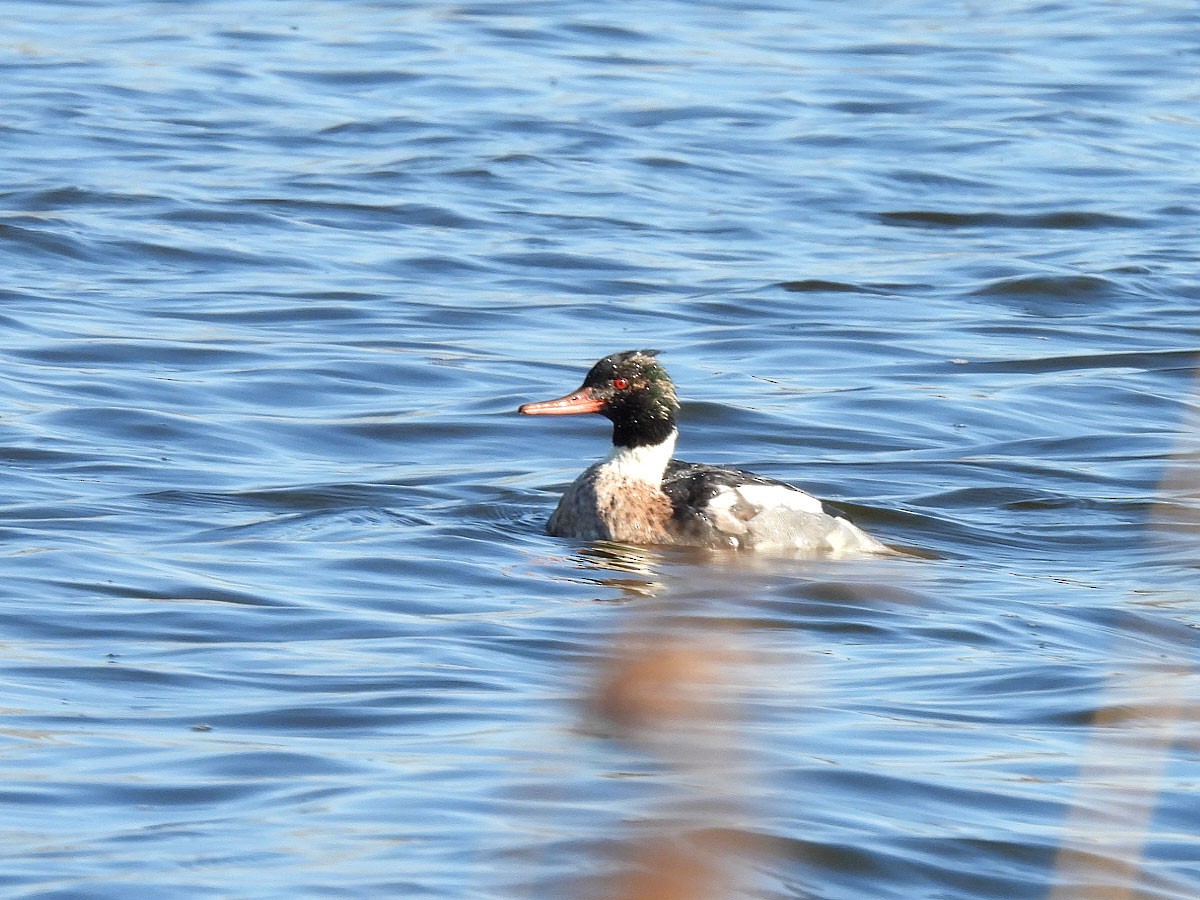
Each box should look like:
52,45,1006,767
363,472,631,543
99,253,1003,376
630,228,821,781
519,349,679,449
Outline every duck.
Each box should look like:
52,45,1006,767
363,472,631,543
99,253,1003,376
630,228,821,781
518,349,889,556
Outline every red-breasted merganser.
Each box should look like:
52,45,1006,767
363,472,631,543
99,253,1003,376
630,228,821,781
518,350,889,555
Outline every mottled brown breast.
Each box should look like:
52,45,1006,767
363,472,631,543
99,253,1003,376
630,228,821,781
547,466,674,544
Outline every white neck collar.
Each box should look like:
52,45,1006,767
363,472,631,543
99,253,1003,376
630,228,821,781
599,431,678,485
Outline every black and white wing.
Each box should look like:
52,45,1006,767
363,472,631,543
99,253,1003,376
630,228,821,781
662,460,887,555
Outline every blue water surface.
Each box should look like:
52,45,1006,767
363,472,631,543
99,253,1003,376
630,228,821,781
2,2,1199,898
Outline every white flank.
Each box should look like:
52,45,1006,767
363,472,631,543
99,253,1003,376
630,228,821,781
707,481,889,556
731,482,825,515
598,431,678,485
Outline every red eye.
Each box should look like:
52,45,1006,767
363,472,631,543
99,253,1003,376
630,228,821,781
612,377,629,390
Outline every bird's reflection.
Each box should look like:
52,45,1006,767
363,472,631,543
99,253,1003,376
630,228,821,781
567,542,668,598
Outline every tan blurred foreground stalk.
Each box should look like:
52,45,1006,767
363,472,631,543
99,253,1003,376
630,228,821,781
1048,381,1200,899
600,834,729,900
586,628,756,900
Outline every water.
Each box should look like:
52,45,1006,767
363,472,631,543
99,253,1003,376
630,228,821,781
2,1,1199,897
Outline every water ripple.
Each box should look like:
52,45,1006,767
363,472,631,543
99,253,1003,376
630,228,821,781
879,210,1144,229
